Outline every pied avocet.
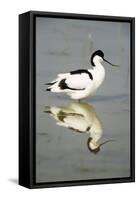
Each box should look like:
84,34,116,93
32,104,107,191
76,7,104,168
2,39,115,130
44,102,114,153
45,50,118,100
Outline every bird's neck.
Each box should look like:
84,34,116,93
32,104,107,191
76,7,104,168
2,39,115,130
91,63,105,89
93,60,103,68
93,59,106,75
89,139,99,150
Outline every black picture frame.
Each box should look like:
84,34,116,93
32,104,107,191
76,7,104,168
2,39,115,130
19,11,135,189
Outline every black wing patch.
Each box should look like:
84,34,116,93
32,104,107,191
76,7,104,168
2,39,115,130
45,81,57,85
70,69,93,80
57,111,66,122
59,79,85,90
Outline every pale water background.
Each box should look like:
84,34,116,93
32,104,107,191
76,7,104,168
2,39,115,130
36,17,130,182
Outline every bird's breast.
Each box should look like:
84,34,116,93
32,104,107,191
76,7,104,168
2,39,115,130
91,66,105,89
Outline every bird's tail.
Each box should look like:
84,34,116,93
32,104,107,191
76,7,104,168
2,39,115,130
45,78,63,93
44,106,61,115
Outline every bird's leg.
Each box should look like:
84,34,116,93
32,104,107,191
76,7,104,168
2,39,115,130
78,99,81,103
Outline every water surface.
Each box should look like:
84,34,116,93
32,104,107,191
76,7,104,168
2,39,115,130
36,17,130,183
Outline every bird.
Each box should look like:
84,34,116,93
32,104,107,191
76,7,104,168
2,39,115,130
45,50,119,100
44,102,115,154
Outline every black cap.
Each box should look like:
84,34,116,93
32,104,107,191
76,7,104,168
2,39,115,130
91,50,104,66
87,137,101,154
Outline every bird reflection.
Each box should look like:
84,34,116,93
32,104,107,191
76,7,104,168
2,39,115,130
44,102,114,154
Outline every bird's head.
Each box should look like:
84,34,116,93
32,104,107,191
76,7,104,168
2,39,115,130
87,137,115,154
90,50,119,67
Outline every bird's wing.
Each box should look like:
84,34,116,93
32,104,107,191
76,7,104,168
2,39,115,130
46,69,93,91
64,72,92,90
58,73,70,78
64,115,88,132
57,115,89,133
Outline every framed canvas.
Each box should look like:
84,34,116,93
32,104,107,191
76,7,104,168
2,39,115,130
19,11,135,189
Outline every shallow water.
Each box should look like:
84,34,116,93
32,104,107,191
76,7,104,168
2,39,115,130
36,17,130,182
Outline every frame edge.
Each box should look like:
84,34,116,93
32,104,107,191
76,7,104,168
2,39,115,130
19,12,33,188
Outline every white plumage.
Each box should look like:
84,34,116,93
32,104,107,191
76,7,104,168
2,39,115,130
45,102,102,152
46,50,118,100
45,102,115,153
